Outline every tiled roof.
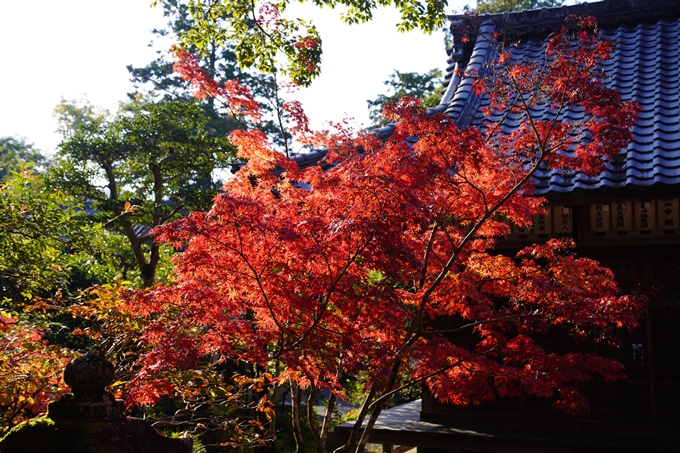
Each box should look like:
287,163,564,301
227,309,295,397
444,0,680,196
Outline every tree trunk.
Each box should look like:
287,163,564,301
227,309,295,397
318,392,337,453
290,379,307,453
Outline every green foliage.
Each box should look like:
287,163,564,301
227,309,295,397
64,98,232,216
0,170,94,305
127,1,244,131
130,0,289,146
49,98,236,286
69,234,176,289
0,171,170,433
165,0,323,86
366,69,443,128
0,137,47,182
469,0,564,13
160,0,447,87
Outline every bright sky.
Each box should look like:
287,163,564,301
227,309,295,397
0,0,470,155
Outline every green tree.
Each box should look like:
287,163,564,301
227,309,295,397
0,137,47,182
470,0,564,13
129,0,252,101
130,0,291,148
0,170,93,305
128,0,242,130
366,69,443,128
164,0,445,88
48,98,235,287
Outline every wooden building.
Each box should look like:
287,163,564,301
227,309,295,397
334,1,680,451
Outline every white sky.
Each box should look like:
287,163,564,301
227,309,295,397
0,0,469,155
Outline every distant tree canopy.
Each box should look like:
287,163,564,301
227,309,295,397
0,137,47,182
470,0,564,13
129,0,289,147
366,69,443,129
127,0,243,136
48,98,235,287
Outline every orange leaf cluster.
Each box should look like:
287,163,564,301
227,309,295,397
172,48,262,123
0,314,73,432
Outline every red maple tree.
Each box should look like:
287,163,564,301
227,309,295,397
125,16,643,453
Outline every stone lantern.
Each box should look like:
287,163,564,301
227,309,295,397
0,351,191,453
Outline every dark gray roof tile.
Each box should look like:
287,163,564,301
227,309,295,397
444,1,680,196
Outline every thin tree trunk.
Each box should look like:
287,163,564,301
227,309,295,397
354,399,387,453
306,386,321,451
319,392,337,453
335,356,405,453
270,361,281,441
332,386,377,453
290,379,306,453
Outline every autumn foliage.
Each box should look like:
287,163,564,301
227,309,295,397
0,314,72,433
122,16,643,453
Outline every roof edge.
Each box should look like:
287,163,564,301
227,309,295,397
448,0,680,38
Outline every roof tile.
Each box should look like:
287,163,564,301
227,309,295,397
444,1,680,196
